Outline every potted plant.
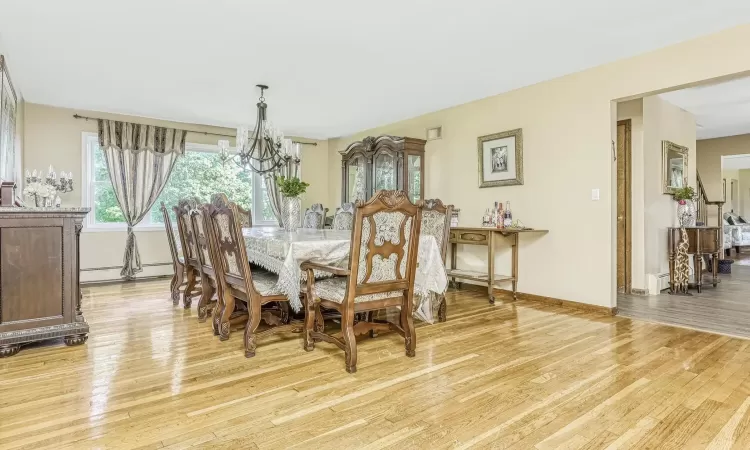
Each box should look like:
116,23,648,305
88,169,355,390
276,176,310,232
673,186,697,227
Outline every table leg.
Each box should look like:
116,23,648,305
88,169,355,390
694,253,702,293
712,253,718,287
450,242,459,289
511,233,518,300
487,232,495,305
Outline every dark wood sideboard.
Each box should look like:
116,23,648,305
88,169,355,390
0,207,90,357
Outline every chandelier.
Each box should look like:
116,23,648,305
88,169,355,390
234,84,299,174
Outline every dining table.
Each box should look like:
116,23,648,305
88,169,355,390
242,227,448,323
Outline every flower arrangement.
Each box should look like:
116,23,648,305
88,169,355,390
275,176,309,198
23,181,55,200
673,186,696,204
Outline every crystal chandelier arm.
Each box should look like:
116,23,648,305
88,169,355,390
234,84,291,175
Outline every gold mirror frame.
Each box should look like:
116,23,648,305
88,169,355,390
662,140,688,195
477,128,524,188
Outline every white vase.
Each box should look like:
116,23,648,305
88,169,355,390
677,200,696,227
281,196,301,232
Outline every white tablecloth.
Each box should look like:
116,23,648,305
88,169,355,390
243,227,448,321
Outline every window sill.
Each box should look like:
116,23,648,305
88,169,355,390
83,226,166,233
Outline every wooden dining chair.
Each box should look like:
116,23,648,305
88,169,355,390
161,202,188,306
238,205,252,228
173,198,202,309
331,202,355,230
302,190,423,373
206,194,291,355
421,199,454,322
188,203,223,324
210,193,252,227
302,203,328,229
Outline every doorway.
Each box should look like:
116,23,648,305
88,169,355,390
616,119,631,294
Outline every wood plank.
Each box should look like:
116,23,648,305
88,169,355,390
0,279,749,448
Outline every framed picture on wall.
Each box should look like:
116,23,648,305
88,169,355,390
477,128,523,188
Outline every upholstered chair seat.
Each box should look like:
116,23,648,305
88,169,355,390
252,272,282,296
313,277,402,303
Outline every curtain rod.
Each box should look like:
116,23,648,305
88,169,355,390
72,114,318,146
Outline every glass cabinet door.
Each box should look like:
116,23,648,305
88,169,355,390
347,155,367,203
374,152,397,192
407,154,422,202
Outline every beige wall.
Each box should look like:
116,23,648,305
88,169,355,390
642,96,696,277
326,25,750,307
697,134,750,201
22,103,329,281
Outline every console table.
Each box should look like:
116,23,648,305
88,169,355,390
449,227,548,304
668,226,720,294
0,207,90,357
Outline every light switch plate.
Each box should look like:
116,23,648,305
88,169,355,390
591,188,600,201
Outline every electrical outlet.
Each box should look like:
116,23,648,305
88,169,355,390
591,189,600,201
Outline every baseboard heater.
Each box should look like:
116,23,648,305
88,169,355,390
647,272,670,295
80,262,173,285
81,262,172,272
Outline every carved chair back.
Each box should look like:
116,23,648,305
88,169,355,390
188,205,218,280
303,203,328,229
161,202,182,266
211,193,251,227
332,202,355,230
205,193,263,298
237,205,252,228
421,199,454,263
174,197,200,268
346,190,423,301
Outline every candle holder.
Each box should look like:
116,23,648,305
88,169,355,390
24,166,74,207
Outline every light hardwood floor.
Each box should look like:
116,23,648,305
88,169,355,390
728,248,750,266
3,281,750,449
619,265,750,339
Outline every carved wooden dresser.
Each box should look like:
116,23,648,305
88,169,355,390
0,207,90,357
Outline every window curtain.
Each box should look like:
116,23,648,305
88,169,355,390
262,159,300,226
98,119,187,279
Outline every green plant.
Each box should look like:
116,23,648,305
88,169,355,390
673,186,695,202
275,176,309,198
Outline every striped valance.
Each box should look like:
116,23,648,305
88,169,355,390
97,119,187,155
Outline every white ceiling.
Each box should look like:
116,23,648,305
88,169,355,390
2,1,750,139
661,76,750,140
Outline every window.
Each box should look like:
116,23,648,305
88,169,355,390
82,133,277,230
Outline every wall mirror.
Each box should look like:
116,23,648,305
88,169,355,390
662,140,688,194
0,55,17,182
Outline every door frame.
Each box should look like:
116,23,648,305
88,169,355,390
617,119,632,294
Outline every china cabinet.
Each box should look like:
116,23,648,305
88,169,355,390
340,135,426,204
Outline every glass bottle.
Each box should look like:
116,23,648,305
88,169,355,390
497,202,504,229
504,201,513,228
